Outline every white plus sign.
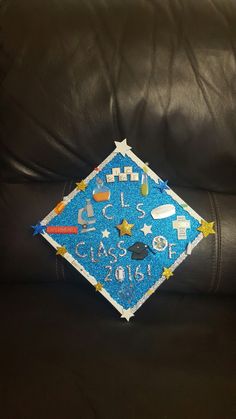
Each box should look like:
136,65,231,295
172,216,190,240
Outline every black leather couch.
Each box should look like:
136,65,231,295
0,1,235,418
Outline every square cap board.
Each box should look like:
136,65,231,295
33,140,215,321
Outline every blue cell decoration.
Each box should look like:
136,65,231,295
35,139,215,321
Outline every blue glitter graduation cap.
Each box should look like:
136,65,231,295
37,139,215,321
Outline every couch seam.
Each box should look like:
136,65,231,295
207,191,217,293
55,244,60,281
208,191,221,293
60,180,70,281
211,192,222,292
54,180,68,282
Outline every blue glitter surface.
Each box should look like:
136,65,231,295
46,154,201,309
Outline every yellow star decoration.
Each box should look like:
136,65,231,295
146,288,154,296
116,219,134,236
162,267,173,280
56,246,67,256
197,219,215,238
143,163,149,173
95,282,103,292
76,180,87,191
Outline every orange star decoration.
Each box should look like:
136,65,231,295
116,219,134,236
197,220,215,238
162,267,173,280
76,180,87,191
56,246,67,256
95,282,103,292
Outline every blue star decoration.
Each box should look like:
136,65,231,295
31,223,46,235
156,179,169,193
32,140,215,321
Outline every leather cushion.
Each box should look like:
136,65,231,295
0,283,235,419
0,0,236,192
1,181,235,294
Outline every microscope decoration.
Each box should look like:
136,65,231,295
77,199,96,233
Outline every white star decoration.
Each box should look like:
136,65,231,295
114,139,132,156
102,229,110,238
120,308,134,321
140,223,152,236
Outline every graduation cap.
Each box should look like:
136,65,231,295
128,242,155,260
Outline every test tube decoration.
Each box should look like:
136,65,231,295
93,178,110,202
140,164,149,196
